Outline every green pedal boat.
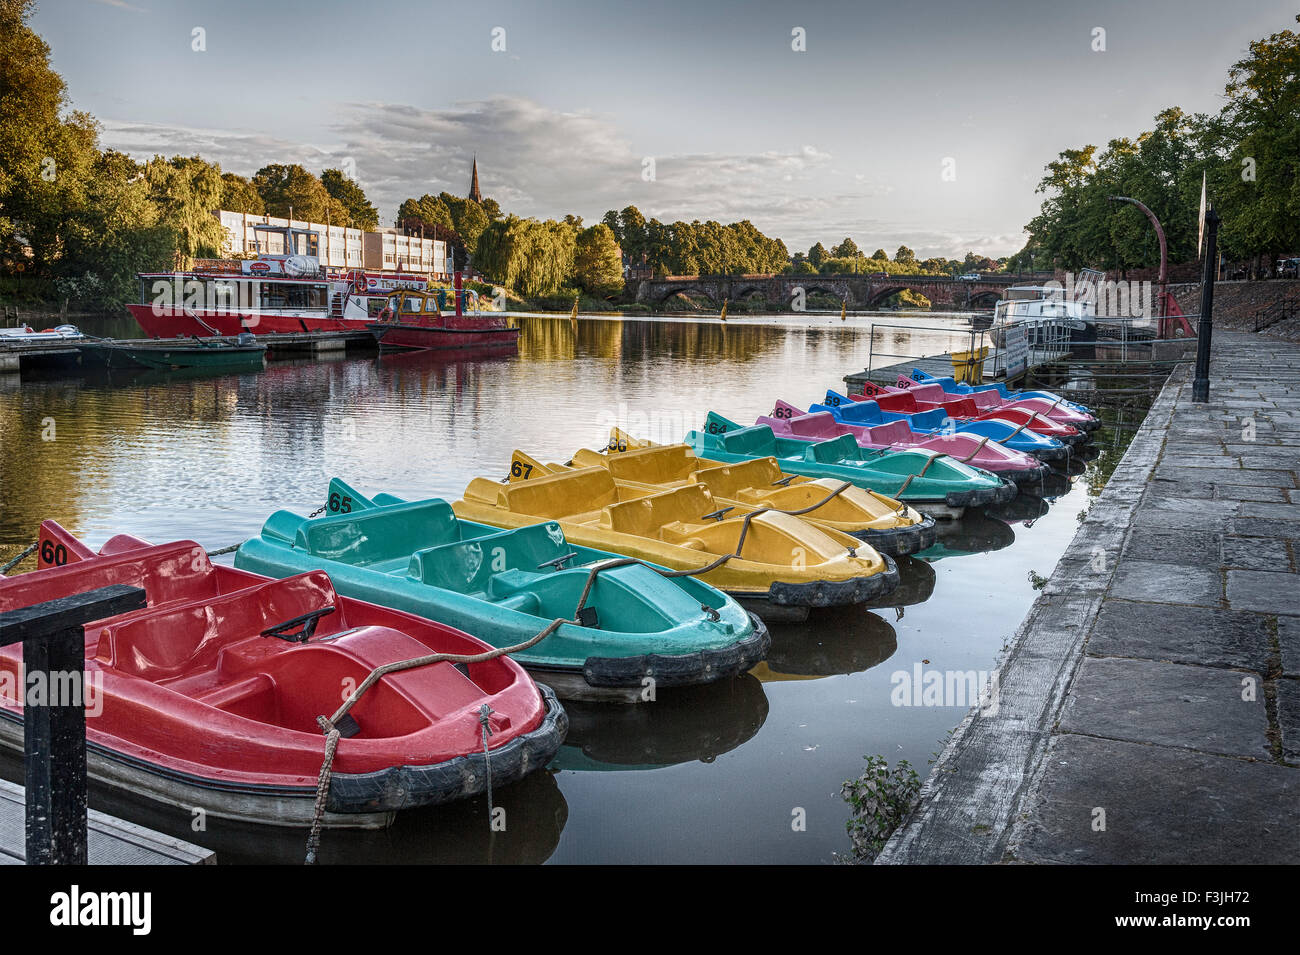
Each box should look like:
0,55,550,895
234,479,770,702
688,413,1016,519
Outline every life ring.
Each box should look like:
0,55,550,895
377,306,395,323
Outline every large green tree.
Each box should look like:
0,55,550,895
253,163,346,223
220,172,264,215
55,150,177,308
573,224,624,297
321,169,378,231
0,0,99,273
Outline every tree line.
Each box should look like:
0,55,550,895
1011,15,1300,275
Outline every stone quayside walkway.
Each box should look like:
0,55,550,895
879,330,1299,864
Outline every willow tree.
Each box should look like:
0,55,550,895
145,155,226,261
475,215,576,298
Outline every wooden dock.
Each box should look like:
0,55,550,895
0,779,213,865
0,330,375,373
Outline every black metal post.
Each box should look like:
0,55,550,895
0,584,145,864
1192,209,1220,403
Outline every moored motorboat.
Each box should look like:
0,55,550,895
235,480,770,700
0,521,565,829
77,334,267,371
367,285,519,352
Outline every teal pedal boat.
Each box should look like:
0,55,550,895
234,479,770,702
687,413,1016,519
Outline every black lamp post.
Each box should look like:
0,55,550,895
1192,208,1220,403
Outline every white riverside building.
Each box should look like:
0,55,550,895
215,210,451,279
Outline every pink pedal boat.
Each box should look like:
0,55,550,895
761,401,1049,483
884,377,1098,429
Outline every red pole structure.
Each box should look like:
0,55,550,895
1108,195,1168,336
453,270,463,317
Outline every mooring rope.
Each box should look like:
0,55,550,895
478,704,495,824
0,541,38,575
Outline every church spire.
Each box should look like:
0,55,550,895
468,155,482,203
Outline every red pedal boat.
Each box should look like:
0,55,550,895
0,521,565,829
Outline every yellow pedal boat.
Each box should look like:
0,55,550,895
506,436,936,557
455,465,899,618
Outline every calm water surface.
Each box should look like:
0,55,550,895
0,313,1133,864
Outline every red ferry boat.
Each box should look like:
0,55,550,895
0,520,564,829
126,223,511,348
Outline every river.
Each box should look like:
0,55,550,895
0,312,1139,863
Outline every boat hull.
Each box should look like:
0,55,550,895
0,686,566,829
78,341,266,371
127,304,366,338
368,321,520,352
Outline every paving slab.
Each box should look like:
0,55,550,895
1121,527,1219,565
1281,615,1300,679
1153,465,1295,487
1060,657,1270,759
1226,569,1300,616
1087,599,1274,671
1109,559,1222,607
1012,735,1300,864
1214,484,1291,503
1220,534,1294,572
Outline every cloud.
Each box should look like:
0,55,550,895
100,96,1020,258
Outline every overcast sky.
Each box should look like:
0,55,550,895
35,0,1300,258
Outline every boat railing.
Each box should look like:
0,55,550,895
865,320,992,377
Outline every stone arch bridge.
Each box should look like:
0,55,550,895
634,273,1035,310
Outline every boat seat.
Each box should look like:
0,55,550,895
96,571,340,682
603,445,696,485
411,522,572,595
709,426,772,457
834,399,883,425
494,592,541,615
788,412,844,441
602,484,715,540
498,468,619,519
297,499,460,566
192,673,275,711
865,421,914,445
804,434,858,463
690,457,783,498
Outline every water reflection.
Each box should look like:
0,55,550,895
552,675,768,771
987,493,1051,526
919,509,1016,560
755,607,897,679
862,555,937,609
0,754,567,865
